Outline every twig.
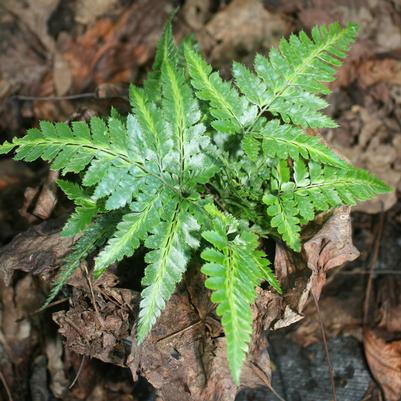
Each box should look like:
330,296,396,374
0,371,14,401
312,292,337,401
156,320,202,344
17,298,69,321
83,265,105,328
69,355,86,389
363,206,385,327
250,361,286,401
11,93,97,101
339,269,401,275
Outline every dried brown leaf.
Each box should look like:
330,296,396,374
364,330,401,401
303,207,360,299
0,219,73,285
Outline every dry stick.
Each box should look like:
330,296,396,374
17,298,69,321
250,362,286,401
363,207,385,327
69,355,86,389
340,270,401,275
312,292,337,401
83,265,105,328
0,371,14,401
11,93,97,101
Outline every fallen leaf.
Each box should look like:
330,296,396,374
19,171,58,223
46,337,69,398
197,0,289,71
74,0,122,25
53,271,135,367
364,330,401,401
53,52,72,96
303,207,360,299
358,59,401,88
0,219,73,285
376,278,401,334
181,0,214,31
2,0,59,52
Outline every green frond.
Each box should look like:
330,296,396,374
137,199,200,342
129,86,171,168
143,13,178,100
232,62,267,107
184,44,257,134
94,190,163,276
6,119,130,175
44,213,121,307
294,164,392,210
263,160,391,250
263,193,302,251
250,119,347,167
58,179,99,237
61,205,98,237
201,207,272,384
0,141,16,155
161,60,218,186
57,179,95,207
242,22,359,128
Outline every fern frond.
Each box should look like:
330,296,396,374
294,163,392,210
184,44,257,134
4,119,126,173
57,179,100,237
137,199,200,342
94,190,163,275
161,59,218,186
61,205,98,237
233,23,358,128
129,86,170,168
251,120,347,167
143,13,178,100
263,193,302,251
0,141,16,154
200,204,271,384
44,213,121,307
263,160,391,250
57,179,95,207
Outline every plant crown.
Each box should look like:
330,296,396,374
0,20,391,384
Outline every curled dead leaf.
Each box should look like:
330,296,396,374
303,207,360,299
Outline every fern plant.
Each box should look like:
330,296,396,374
0,21,391,384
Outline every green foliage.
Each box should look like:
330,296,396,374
43,212,121,307
0,19,391,384
201,204,280,383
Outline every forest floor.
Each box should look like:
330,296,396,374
0,1,400,400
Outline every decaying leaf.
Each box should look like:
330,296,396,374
19,171,59,223
53,270,135,367
45,337,69,398
364,330,401,401
303,207,360,299
195,0,289,69
0,219,73,285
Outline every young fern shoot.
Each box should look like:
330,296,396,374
0,20,391,384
